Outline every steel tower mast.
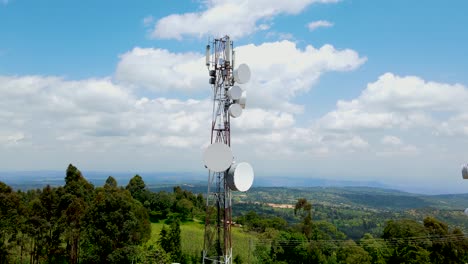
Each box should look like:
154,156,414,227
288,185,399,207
202,36,253,264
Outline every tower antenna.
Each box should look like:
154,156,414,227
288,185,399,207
202,35,254,264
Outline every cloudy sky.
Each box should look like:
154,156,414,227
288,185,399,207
1,0,468,193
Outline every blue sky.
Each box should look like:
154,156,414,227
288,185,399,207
1,0,468,193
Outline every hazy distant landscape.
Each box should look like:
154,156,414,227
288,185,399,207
3,170,467,209
2,170,466,195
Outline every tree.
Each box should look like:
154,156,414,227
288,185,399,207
305,220,346,261
158,226,170,255
138,244,171,264
424,216,450,263
450,228,468,263
424,217,468,264
158,220,182,262
271,231,307,262
312,221,346,241
294,198,313,240
383,219,431,264
149,191,174,220
65,164,82,184
360,233,389,264
126,175,147,203
336,240,371,264
104,176,117,188
175,198,194,220
61,195,86,264
38,185,65,263
62,164,94,264
81,179,151,263
169,220,182,261
0,182,21,264
26,197,48,264
252,242,273,264
64,164,94,201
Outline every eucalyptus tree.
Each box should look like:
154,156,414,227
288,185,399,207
81,176,150,263
61,164,94,264
0,182,21,263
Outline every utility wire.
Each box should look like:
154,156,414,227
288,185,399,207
248,233,468,248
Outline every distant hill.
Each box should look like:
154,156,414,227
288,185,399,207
143,184,468,212
0,171,468,202
235,186,468,211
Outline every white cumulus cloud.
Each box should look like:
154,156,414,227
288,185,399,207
319,73,468,131
307,20,334,31
150,0,340,39
116,41,366,114
115,47,207,94
381,135,402,145
312,72,468,170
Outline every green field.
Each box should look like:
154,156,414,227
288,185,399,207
149,220,257,262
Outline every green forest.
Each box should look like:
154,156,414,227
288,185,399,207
1,165,468,263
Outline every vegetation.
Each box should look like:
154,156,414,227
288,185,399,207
0,165,152,264
232,187,468,239
1,165,468,263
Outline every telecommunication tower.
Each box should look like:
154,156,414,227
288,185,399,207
202,36,254,264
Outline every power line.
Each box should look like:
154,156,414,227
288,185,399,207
248,233,468,248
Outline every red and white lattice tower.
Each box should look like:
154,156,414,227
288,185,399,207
202,36,254,264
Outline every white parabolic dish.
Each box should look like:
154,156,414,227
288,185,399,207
463,164,468,179
203,143,233,172
227,86,242,100
227,162,254,192
228,104,242,118
237,91,247,109
234,64,251,84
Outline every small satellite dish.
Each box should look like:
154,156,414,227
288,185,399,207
465,208,468,216
203,143,233,172
227,86,242,100
462,164,468,179
227,162,254,192
228,104,242,118
234,64,251,84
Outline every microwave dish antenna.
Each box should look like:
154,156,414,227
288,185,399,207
227,162,254,192
227,86,242,100
203,143,233,172
228,104,242,118
233,63,251,84
202,35,254,264
237,91,247,109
